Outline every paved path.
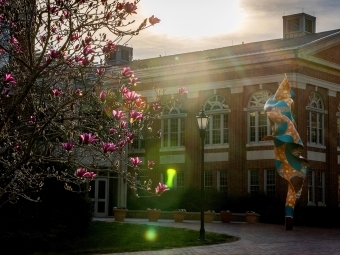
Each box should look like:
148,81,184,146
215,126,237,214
94,218,340,255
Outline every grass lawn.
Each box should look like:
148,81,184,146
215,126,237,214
62,220,238,254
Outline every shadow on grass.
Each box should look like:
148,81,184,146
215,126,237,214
53,221,238,254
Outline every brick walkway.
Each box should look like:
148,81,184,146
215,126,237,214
94,218,340,255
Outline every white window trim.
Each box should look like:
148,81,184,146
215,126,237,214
248,169,259,194
205,112,230,146
264,169,276,195
247,110,271,144
204,171,213,188
217,170,227,191
308,170,315,206
160,116,186,150
317,171,326,206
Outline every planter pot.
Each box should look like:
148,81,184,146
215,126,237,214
204,211,215,223
173,211,186,223
147,209,161,222
245,212,260,224
220,211,233,223
113,208,128,222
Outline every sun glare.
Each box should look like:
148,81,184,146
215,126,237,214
140,0,244,37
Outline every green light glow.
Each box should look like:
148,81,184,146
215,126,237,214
166,169,176,187
145,228,157,241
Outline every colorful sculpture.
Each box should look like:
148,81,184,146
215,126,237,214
263,75,309,230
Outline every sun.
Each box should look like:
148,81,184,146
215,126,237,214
139,0,244,37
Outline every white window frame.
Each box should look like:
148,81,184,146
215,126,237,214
308,170,315,205
204,171,213,188
217,170,228,192
176,171,184,187
247,90,272,144
248,169,259,194
264,169,276,196
203,95,230,147
306,92,325,148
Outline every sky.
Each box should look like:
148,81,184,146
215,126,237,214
123,0,340,60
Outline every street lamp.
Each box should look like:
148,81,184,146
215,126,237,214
196,107,209,241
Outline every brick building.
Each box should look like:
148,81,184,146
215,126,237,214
121,12,340,211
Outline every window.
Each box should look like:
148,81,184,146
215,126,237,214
177,172,184,187
248,169,259,194
161,101,186,149
247,90,272,143
308,170,315,204
130,130,145,151
203,95,230,146
217,171,228,192
204,171,213,188
265,169,276,196
317,171,325,205
288,18,299,32
305,19,313,33
307,92,324,146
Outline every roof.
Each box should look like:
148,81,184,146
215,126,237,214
130,29,340,69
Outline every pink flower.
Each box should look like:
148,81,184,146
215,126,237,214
40,35,46,42
99,91,106,102
52,89,62,96
56,34,62,41
130,110,143,122
83,172,97,179
135,98,146,108
79,133,98,144
28,116,36,123
124,2,137,15
129,77,139,86
101,142,119,153
71,33,79,41
155,183,169,195
125,131,135,143
178,87,188,95
118,140,126,148
75,89,83,96
112,110,126,120
62,142,74,151
152,102,161,111
149,15,161,25
120,121,127,129
120,87,130,94
76,168,86,177
130,157,142,166
49,50,62,59
83,45,94,56
109,128,117,134
4,74,16,85
148,160,155,169
96,68,105,75
84,36,92,44
121,67,134,78
103,40,116,53
124,91,140,102
2,87,10,96
51,26,57,33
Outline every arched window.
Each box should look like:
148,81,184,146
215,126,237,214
307,92,324,146
203,95,230,146
161,100,186,149
247,90,272,143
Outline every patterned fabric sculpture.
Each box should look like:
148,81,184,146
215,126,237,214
263,75,309,230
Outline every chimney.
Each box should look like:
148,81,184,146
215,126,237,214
283,13,316,39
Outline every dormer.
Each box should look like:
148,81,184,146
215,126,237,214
107,45,133,66
283,13,316,39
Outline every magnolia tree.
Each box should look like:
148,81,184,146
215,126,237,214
0,0,184,208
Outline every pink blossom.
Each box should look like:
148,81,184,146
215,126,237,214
118,140,126,148
83,45,94,56
83,172,97,179
76,168,86,177
155,183,169,194
9,37,18,45
96,68,105,75
124,91,140,102
71,33,79,41
109,128,117,134
51,26,57,33
124,2,137,14
28,116,36,123
125,131,135,143
81,58,90,66
120,87,130,94
130,110,143,122
52,89,62,96
62,142,74,151
148,160,155,169
103,40,116,53
135,98,146,108
79,133,98,144
63,10,70,18
99,91,106,102
84,36,92,44
49,50,62,59
4,74,16,85
112,110,126,120
130,157,142,166
149,15,161,25
40,35,46,42
129,77,139,86
2,87,10,96
178,87,188,95
120,121,127,129
75,89,83,96
121,67,134,78
56,34,62,41
152,102,161,111
101,142,119,153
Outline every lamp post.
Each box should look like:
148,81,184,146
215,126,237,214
196,107,209,241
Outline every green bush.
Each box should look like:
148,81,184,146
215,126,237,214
0,177,93,254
